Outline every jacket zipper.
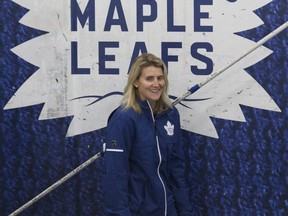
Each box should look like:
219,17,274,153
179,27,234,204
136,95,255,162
147,101,167,216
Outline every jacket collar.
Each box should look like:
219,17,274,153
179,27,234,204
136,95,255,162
137,98,173,120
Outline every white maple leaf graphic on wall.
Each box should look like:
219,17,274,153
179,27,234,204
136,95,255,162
4,0,280,138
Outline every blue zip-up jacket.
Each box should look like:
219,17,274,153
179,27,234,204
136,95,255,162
103,100,192,216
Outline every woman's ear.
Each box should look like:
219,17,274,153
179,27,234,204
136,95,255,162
134,82,138,88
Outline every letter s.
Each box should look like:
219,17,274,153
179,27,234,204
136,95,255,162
191,42,213,75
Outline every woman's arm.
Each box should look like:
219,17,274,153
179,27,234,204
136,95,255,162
103,110,134,216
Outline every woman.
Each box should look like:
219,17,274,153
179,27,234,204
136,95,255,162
103,53,192,216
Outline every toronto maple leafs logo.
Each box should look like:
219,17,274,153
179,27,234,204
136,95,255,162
164,121,174,136
4,0,281,138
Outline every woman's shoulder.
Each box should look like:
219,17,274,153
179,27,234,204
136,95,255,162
166,105,180,116
109,106,138,122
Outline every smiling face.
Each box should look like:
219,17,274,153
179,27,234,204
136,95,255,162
134,66,165,108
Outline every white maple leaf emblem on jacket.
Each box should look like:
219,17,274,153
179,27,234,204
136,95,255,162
164,121,174,136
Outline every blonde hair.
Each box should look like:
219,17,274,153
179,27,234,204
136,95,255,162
121,53,172,114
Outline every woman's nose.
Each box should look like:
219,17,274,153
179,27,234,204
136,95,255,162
152,78,159,86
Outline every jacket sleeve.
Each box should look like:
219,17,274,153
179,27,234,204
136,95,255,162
103,110,134,216
169,108,193,216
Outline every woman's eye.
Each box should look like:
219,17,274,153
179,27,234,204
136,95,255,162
146,77,153,81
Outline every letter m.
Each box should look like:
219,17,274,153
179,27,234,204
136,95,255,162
71,0,95,31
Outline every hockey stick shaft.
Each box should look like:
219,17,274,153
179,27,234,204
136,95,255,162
9,150,104,216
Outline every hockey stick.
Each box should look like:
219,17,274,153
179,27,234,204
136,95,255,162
9,21,288,216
